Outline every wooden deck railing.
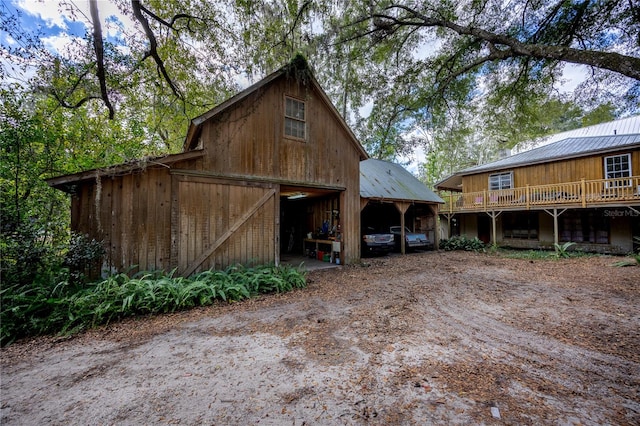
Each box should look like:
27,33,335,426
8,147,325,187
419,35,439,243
441,176,640,213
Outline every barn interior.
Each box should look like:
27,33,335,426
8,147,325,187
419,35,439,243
279,186,342,263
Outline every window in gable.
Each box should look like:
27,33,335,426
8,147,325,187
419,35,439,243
604,153,632,187
489,172,513,190
284,96,305,140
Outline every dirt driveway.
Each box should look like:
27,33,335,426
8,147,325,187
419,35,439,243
1,251,639,425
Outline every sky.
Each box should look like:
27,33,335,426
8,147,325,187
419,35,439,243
2,0,130,52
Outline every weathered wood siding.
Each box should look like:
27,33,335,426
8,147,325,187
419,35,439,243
191,74,362,264
71,168,173,274
66,69,363,275
462,148,640,192
171,175,277,275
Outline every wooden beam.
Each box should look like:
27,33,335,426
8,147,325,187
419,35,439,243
172,169,346,192
394,202,410,254
182,189,276,276
274,186,281,267
430,205,440,250
485,210,502,245
543,208,568,247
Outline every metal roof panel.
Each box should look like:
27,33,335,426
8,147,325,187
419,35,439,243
360,159,444,203
460,133,640,175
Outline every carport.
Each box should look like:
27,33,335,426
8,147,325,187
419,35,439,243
360,159,444,254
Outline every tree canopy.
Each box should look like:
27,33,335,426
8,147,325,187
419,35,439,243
0,0,638,187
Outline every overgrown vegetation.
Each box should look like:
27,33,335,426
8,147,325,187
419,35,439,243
0,264,306,347
440,236,485,252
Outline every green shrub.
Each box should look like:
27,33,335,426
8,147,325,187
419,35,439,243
0,264,306,346
440,235,485,252
64,233,105,285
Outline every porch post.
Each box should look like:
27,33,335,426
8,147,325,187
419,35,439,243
543,208,568,248
492,212,497,245
485,211,502,246
553,208,559,247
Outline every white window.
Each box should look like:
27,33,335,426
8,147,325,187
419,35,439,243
284,97,305,140
604,153,632,187
489,172,513,190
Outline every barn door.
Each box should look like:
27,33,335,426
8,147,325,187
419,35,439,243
171,175,277,276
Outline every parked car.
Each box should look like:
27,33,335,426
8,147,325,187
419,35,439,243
361,227,395,256
389,226,432,251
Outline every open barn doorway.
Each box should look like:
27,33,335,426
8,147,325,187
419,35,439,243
279,186,342,266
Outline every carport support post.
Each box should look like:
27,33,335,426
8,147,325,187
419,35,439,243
431,205,440,250
394,201,410,255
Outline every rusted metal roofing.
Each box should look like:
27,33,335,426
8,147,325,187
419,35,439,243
360,159,444,203
460,133,640,175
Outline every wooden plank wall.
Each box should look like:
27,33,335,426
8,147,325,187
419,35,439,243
174,176,276,274
463,149,640,192
69,70,365,274
71,168,173,276
306,196,340,234
198,74,363,264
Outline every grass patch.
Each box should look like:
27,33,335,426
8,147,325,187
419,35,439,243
496,248,595,260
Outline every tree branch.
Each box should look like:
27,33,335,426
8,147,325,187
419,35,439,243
131,0,184,105
370,4,640,80
89,0,115,118
138,3,201,33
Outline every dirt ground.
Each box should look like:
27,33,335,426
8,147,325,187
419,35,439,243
1,251,639,425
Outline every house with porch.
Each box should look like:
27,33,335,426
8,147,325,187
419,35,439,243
436,118,640,254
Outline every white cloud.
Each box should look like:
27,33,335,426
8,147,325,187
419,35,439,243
558,64,589,93
17,0,73,29
42,33,83,56
3,34,17,46
16,0,137,39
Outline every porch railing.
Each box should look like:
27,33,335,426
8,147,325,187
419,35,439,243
441,176,640,213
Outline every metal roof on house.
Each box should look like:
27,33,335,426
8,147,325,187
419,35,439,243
529,115,640,148
459,133,640,175
360,158,444,203
435,116,640,191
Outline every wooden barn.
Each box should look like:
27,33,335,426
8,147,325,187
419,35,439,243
47,57,368,276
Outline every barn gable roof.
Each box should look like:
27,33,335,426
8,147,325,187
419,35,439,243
360,159,444,204
183,55,368,160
